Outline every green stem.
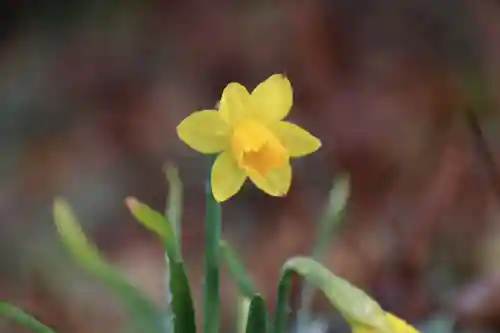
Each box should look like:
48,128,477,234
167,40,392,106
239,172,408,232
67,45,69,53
203,164,221,333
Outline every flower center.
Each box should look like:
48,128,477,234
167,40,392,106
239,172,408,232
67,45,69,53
230,119,287,175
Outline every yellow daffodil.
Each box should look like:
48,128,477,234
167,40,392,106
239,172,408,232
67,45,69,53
176,74,321,202
385,313,420,333
353,312,420,333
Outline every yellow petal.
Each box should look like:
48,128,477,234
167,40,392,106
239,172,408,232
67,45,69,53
385,313,420,333
247,163,292,197
352,324,376,333
211,151,247,202
177,110,230,153
251,74,293,123
269,121,321,157
219,82,252,124
350,313,420,333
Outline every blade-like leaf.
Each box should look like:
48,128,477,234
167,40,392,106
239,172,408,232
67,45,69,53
126,197,179,259
311,173,349,256
163,164,184,333
0,302,58,333
126,198,196,333
246,295,268,333
220,240,256,298
53,199,164,333
298,174,350,329
164,164,183,236
237,296,251,333
273,257,388,333
203,179,221,333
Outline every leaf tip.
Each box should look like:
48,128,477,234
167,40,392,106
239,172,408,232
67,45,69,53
53,197,67,211
53,197,73,226
125,196,139,211
162,163,178,176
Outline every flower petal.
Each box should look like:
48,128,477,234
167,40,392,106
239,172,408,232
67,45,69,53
269,121,321,157
177,110,230,153
248,163,292,197
385,313,420,333
251,74,293,123
352,324,376,333
211,151,247,202
219,82,252,124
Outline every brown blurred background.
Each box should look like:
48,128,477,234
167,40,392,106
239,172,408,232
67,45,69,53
1,0,500,332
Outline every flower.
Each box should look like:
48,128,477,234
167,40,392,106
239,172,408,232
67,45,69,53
353,312,420,333
176,74,321,202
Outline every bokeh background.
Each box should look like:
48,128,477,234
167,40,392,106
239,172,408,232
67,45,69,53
2,0,500,332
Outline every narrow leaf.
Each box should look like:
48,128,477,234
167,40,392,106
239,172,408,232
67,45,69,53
246,295,268,333
53,198,164,333
126,198,196,333
0,302,58,333
163,164,184,333
273,257,388,333
311,173,350,256
220,240,256,298
237,297,251,333
298,174,350,329
202,178,221,333
164,164,183,236
126,197,178,258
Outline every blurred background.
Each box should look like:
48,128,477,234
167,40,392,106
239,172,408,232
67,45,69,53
1,0,500,332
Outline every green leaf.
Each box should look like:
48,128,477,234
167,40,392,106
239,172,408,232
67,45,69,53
298,173,350,329
273,257,388,333
164,164,183,237
246,295,269,333
53,199,164,333
126,198,196,333
220,240,256,298
126,197,179,259
312,173,349,256
0,302,58,333
237,297,251,333
163,164,184,333
203,178,221,333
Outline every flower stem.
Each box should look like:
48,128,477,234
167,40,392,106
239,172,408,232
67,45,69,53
203,163,221,333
